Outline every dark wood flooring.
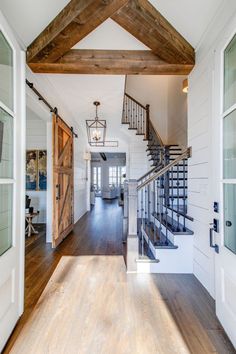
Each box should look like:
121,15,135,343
3,198,124,353
3,198,235,353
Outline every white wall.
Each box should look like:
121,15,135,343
127,137,151,180
188,51,215,297
126,75,187,147
126,76,169,143
167,76,188,148
74,133,89,222
26,107,47,223
26,69,89,226
188,0,236,298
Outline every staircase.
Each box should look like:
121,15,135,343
122,93,194,273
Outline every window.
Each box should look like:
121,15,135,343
109,166,117,187
118,166,126,186
109,166,126,187
93,166,101,194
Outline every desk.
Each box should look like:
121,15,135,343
25,212,39,237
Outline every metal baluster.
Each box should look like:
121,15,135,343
123,96,125,123
131,99,133,128
141,187,144,257
128,97,130,125
183,158,186,231
148,183,151,256
143,108,145,136
144,185,148,256
145,185,148,227
158,177,163,243
177,162,180,232
171,166,174,229
153,180,157,245
164,172,169,245
156,177,159,245
137,190,140,247
133,102,136,129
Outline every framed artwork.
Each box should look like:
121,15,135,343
38,150,47,190
26,150,47,191
26,150,37,190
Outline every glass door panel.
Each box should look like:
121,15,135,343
0,31,13,111
224,184,236,254
0,184,12,256
223,109,236,178
223,33,236,256
224,33,236,111
0,107,13,178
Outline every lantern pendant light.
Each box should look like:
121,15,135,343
86,101,106,146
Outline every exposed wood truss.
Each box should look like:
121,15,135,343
27,0,129,63
28,50,194,75
112,0,194,65
27,0,195,75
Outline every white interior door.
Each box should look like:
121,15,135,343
0,10,25,351
213,25,236,348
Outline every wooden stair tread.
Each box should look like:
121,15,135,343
152,212,194,235
141,221,178,249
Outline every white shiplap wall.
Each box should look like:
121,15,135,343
188,52,215,297
26,110,47,224
188,0,236,298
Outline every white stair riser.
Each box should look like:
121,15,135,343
138,229,193,273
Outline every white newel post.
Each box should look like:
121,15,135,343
124,181,128,219
123,181,128,243
127,179,139,272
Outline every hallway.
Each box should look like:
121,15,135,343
4,200,235,354
4,198,124,353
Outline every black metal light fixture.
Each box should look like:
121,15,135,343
86,101,106,146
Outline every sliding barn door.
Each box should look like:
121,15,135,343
53,114,74,248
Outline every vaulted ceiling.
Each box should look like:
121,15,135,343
25,0,195,75
0,0,224,74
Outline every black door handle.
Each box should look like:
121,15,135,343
226,220,232,227
209,227,219,253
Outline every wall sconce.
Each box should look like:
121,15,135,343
182,78,188,93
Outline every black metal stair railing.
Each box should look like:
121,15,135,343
122,92,193,261
137,147,192,259
123,93,166,168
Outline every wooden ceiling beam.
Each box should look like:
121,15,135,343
111,0,195,65
27,0,129,63
28,49,194,75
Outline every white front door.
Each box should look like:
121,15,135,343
213,22,236,348
0,10,25,351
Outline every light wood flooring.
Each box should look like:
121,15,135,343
4,199,235,354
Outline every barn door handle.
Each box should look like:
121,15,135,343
209,226,219,254
56,184,61,200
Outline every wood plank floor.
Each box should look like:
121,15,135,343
4,198,235,354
